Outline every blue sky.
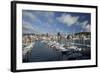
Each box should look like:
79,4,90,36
22,10,91,34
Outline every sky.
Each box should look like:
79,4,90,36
22,10,91,34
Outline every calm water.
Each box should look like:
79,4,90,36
23,40,91,63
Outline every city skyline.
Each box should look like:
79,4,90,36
22,10,91,34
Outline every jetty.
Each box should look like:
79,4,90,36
23,42,35,59
41,40,82,53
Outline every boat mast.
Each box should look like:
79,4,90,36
72,29,75,46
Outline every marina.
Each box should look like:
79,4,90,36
22,10,91,63
22,33,91,63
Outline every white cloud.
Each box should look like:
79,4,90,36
85,24,91,32
23,11,36,20
35,11,55,28
22,20,36,34
22,21,34,30
80,21,91,32
22,11,55,34
57,14,79,26
44,12,54,18
37,11,55,24
81,21,88,28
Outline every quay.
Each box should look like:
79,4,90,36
23,42,35,61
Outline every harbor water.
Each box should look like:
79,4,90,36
23,39,91,63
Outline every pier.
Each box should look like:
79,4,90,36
23,42,35,62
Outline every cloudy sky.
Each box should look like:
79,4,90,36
22,10,91,34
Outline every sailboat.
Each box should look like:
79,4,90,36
67,30,82,51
